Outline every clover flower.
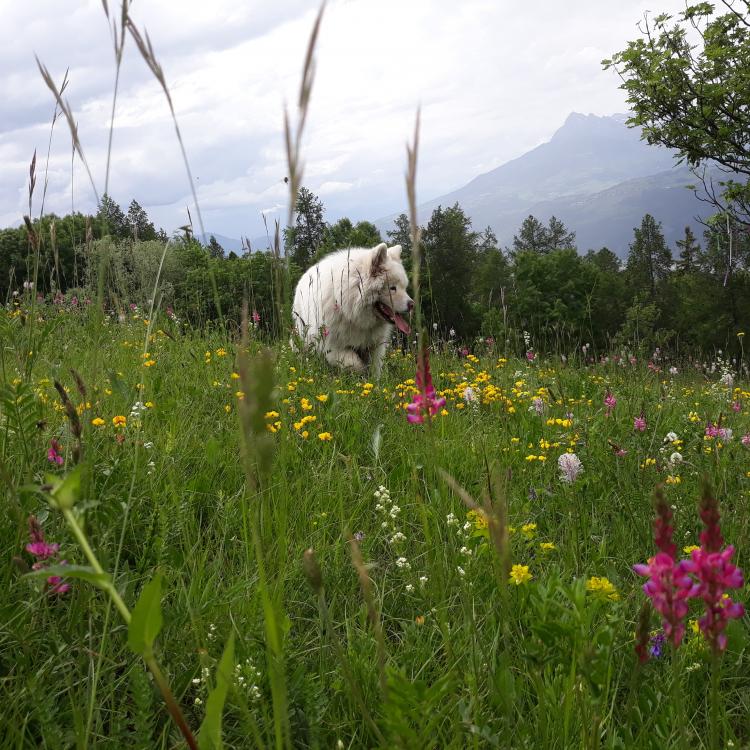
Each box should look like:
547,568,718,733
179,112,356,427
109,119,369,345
558,452,583,483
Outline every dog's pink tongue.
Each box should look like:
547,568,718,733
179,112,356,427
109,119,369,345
394,313,411,334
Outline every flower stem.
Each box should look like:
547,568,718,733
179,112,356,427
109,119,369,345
709,650,721,750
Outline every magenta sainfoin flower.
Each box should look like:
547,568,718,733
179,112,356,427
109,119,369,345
604,390,616,416
406,349,446,424
634,414,647,432
633,491,692,648
47,438,64,466
25,516,70,595
683,485,744,652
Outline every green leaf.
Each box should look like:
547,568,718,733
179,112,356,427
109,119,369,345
49,465,84,510
198,632,235,750
128,573,164,657
24,564,110,589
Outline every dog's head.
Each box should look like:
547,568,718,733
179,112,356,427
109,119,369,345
370,243,412,334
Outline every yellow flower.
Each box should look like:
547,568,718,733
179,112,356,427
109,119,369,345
683,545,700,554
318,432,333,441
112,415,127,428
665,475,681,485
301,430,309,439
224,404,231,413
509,564,533,586
540,542,556,553
467,509,488,530
143,360,156,367
316,394,329,402
144,401,154,408
231,372,240,379
91,417,105,427
586,576,620,602
521,523,537,539
215,348,227,357
264,411,280,419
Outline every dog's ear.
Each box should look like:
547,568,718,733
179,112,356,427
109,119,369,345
387,244,402,261
371,242,388,274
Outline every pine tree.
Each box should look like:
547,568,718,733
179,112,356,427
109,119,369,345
284,187,326,270
387,213,413,275
512,215,548,255
97,194,128,239
207,235,224,258
675,226,700,273
625,214,672,299
546,216,576,251
126,200,157,241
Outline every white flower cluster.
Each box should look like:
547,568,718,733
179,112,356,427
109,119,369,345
446,511,473,576
234,657,262,702
374,485,405,546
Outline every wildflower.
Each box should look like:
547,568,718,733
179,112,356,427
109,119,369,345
47,438,64,466
558,452,583,483
649,631,667,658
91,417,105,427
742,433,750,447
633,414,647,432
525,350,535,362
406,349,446,424
316,394,329,403
26,517,60,560
415,615,425,625
395,557,411,570
540,542,556,553
521,523,537,539
604,390,616,416
586,576,620,602
634,490,692,647
112,415,126,428
353,531,365,542
25,517,70,595
467,509,488,531
317,432,332,441
509,564,533,585
683,484,745,652
531,396,545,415
251,310,261,327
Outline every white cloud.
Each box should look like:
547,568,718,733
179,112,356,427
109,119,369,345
0,0,691,237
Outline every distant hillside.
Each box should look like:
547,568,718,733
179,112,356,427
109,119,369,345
377,113,717,256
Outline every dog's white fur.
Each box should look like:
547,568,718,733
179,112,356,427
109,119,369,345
292,242,412,376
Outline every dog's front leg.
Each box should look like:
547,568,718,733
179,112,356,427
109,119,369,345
326,347,366,373
370,340,388,379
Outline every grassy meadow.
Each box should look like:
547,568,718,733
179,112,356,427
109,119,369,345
1,297,749,748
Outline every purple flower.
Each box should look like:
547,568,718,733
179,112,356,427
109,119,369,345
634,414,647,432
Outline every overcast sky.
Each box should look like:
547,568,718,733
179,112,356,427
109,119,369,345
1,0,690,241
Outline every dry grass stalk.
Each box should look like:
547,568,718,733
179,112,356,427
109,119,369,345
347,533,388,697
438,467,511,582
54,380,83,464
125,17,206,240
35,58,100,205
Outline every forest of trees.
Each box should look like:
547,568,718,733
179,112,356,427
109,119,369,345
1,187,749,358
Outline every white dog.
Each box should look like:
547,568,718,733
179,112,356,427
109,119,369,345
292,242,413,376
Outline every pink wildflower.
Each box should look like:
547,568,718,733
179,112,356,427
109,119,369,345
557,453,583,483
47,438,64,466
683,484,745,652
25,517,70,596
251,309,261,326
633,491,692,647
741,433,750,447
634,414,647,432
731,401,741,413
705,422,720,438
526,350,535,362
604,390,616,416
406,349,446,424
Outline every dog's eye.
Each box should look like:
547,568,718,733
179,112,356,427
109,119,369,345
389,286,397,292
